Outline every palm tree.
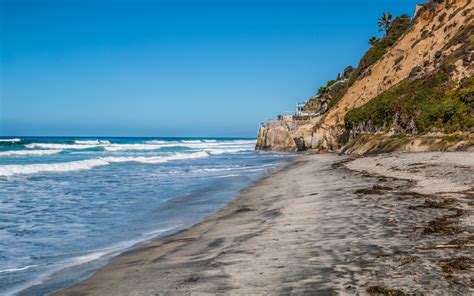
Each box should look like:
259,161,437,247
317,86,328,96
378,12,392,35
368,36,379,46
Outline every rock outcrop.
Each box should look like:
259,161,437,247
255,121,298,152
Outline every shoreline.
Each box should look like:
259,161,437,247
15,153,295,296
54,152,473,295
47,155,302,295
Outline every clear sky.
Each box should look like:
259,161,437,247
1,0,421,137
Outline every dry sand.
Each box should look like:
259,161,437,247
53,152,473,295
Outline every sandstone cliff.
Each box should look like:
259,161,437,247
256,0,473,154
255,121,298,152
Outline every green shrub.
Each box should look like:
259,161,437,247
326,80,337,88
345,73,474,134
310,14,412,112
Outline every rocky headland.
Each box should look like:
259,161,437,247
256,0,474,155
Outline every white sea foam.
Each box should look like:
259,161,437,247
24,139,256,153
25,143,100,150
74,140,111,145
205,148,249,155
152,141,255,151
145,140,169,144
194,167,241,172
102,151,209,164
0,138,21,143
0,151,209,176
26,142,164,152
103,144,163,152
0,149,62,157
0,265,38,274
0,159,110,176
213,174,240,178
192,163,274,173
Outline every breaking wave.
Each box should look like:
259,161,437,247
0,149,62,157
24,139,256,152
180,140,202,143
103,144,164,152
0,265,38,274
145,140,168,144
25,143,100,150
0,151,209,177
0,138,21,143
74,140,111,145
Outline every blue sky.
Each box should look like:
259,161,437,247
1,0,420,137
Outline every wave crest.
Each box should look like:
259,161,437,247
74,140,111,145
25,143,100,150
0,149,62,157
0,151,209,176
0,138,21,143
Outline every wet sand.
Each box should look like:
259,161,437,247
54,152,473,295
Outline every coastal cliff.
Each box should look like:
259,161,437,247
256,0,474,154
256,121,298,152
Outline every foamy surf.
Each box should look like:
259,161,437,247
0,137,288,295
25,143,101,150
22,139,256,153
145,140,169,144
74,140,111,145
0,149,62,157
181,140,202,143
0,151,210,176
103,144,164,152
0,138,21,143
205,148,249,155
0,265,38,274
0,158,111,176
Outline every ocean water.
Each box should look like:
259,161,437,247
0,137,292,295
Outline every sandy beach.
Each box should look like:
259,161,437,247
53,152,473,295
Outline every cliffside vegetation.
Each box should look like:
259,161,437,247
345,73,474,134
304,66,354,114
348,14,412,87
306,13,413,114
258,1,473,154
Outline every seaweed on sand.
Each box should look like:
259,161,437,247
355,185,393,195
440,256,474,273
422,215,463,235
367,285,410,296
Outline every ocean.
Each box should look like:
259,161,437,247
0,137,292,295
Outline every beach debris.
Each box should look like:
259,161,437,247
366,285,410,295
355,185,392,195
183,276,200,283
400,256,417,265
412,198,456,209
433,243,474,249
440,256,474,273
383,218,398,226
234,206,255,213
421,215,462,235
